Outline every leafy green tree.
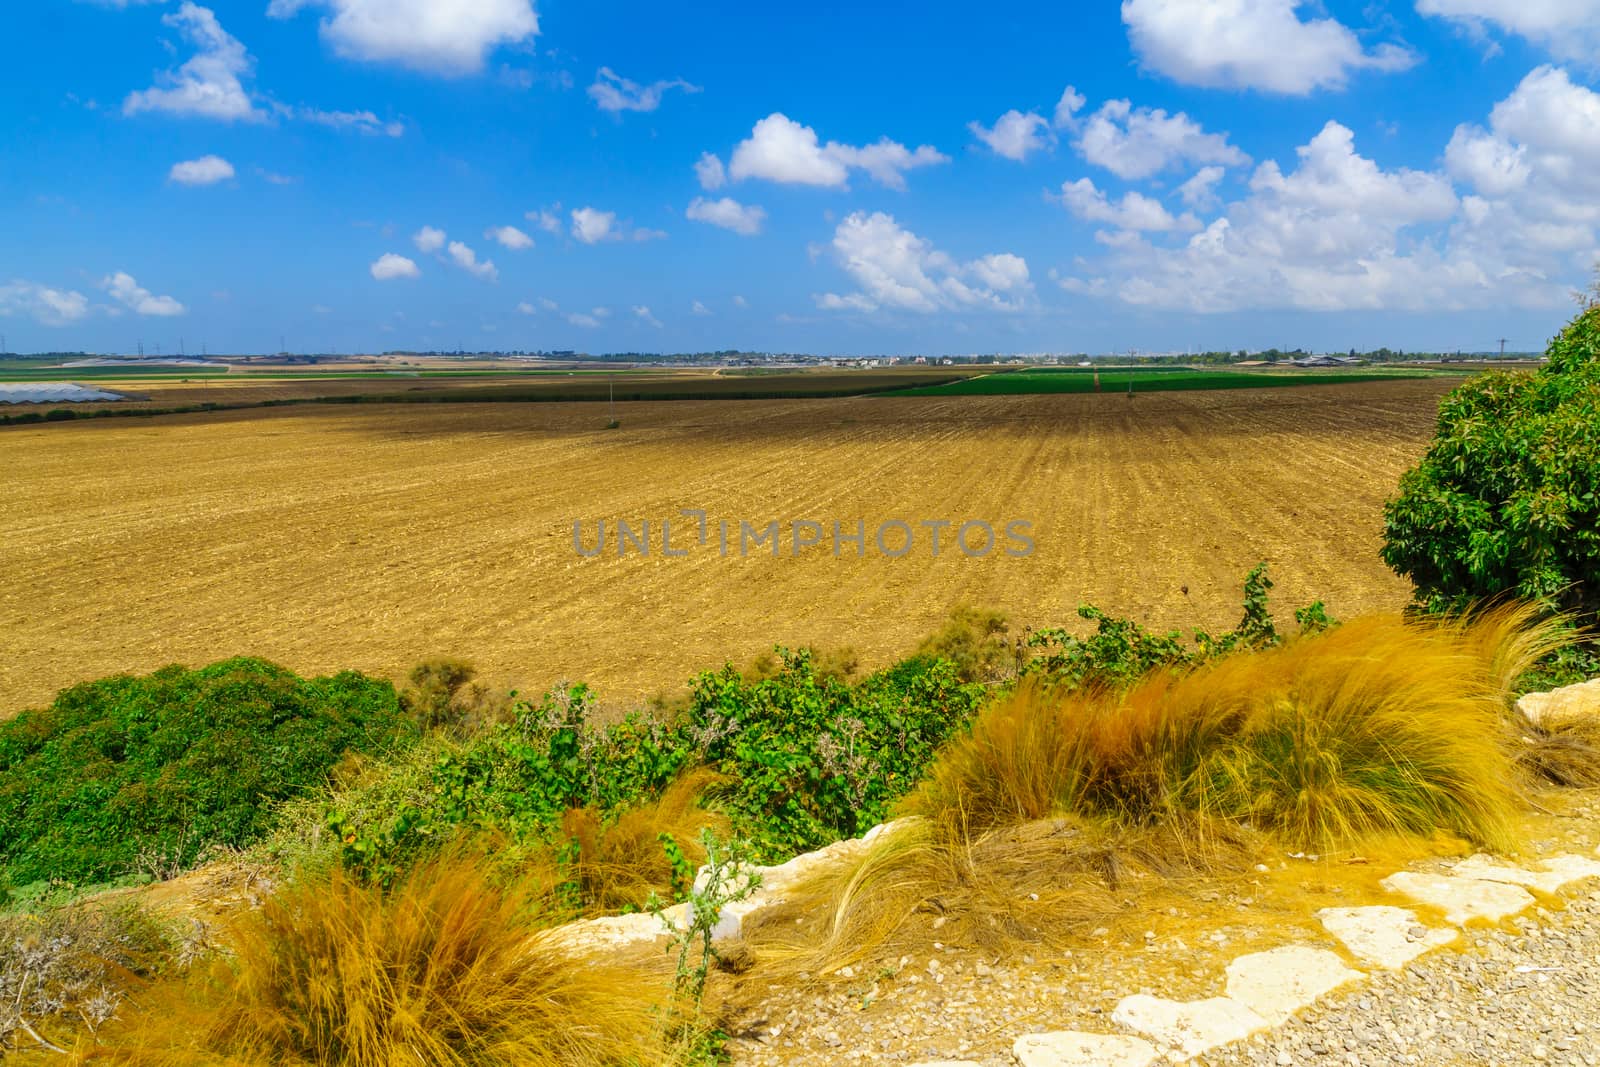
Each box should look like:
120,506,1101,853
1381,305,1600,621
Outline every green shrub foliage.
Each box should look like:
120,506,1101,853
331,652,985,880
0,658,412,885
1382,306,1600,621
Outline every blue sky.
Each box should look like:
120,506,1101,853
4,0,1600,356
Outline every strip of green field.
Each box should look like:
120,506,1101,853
886,368,1448,396
0,366,230,380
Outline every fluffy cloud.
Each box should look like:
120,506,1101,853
691,300,712,315
694,152,726,190
168,154,235,185
1417,0,1600,62
1442,66,1600,278
485,225,534,249
1121,0,1415,94
1055,87,1087,130
525,208,562,234
632,305,662,327
1059,178,1199,232
570,207,616,244
968,110,1053,161
817,211,1033,314
685,196,766,236
267,0,538,75
124,3,262,120
727,114,948,190
370,253,420,280
1059,121,1487,312
447,240,497,280
1177,165,1227,209
1075,100,1248,180
413,226,447,253
102,271,186,315
0,281,91,326
587,67,699,113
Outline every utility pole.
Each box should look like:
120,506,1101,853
1498,337,1509,358
609,371,615,422
138,341,144,358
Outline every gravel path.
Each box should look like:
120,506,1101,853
1205,890,1600,1067
724,794,1600,1067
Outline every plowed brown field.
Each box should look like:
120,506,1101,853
0,379,1455,715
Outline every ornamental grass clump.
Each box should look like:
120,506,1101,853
96,852,673,1067
910,604,1569,853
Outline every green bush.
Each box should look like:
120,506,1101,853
1021,563,1314,687
0,658,413,885
689,649,984,858
1382,305,1600,622
329,651,986,881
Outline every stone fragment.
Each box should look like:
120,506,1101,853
542,905,685,955
689,819,910,940
1317,905,1459,969
1382,871,1535,926
1517,678,1600,726
1224,946,1365,1024
1111,995,1268,1058
1012,1032,1160,1067
1450,854,1600,896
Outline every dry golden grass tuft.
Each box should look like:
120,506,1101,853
911,606,1570,854
561,768,728,915
90,852,677,1067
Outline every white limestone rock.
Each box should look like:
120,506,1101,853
1382,871,1535,926
1111,995,1268,1059
1517,678,1600,726
542,904,687,955
1223,946,1364,1024
1317,905,1459,969
691,819,911,940
1450,853,1600,896
1012,1032,1160,1067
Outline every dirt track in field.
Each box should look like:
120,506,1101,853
0,379,1454,715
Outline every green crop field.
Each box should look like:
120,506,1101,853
887,367,1449,396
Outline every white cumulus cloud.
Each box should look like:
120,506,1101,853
102,271,186,315
1417,0,1600,63
727,113,948,190
1121,0,1416,94
1061,121,1487,313
818,211,1033,314
1075,99,1248,180
168,154,235,185
370,253,420,280
1059,178,1200,232
447,240,497,280
124,2,263,121
485,225,534,249
570,207,616,244
0,281,91,326
267,0,539,75
968,110,1054,161
413,226,446,253
686,196,766,236
695,152,726,190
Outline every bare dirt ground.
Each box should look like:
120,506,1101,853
0,379,1453,715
